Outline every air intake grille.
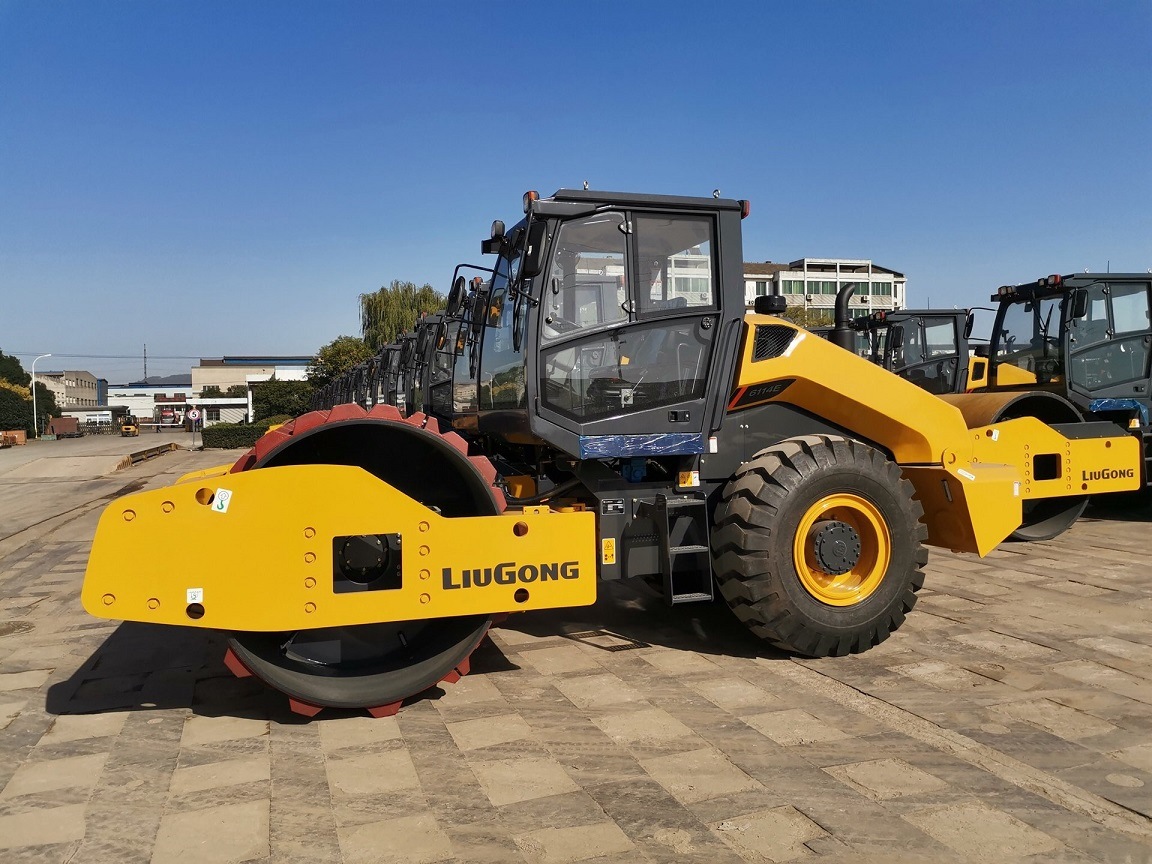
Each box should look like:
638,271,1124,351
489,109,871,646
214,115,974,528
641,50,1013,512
752,325,795,361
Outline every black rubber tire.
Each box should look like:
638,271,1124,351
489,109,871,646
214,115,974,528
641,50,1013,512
711,434,928,657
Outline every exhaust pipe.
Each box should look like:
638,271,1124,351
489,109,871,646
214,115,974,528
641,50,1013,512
831,283,857,351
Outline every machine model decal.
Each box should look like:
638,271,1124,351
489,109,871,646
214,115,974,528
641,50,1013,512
728,378,796,411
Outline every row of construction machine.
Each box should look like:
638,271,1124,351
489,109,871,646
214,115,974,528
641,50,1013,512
822,273,1152,539
81,189,1145,717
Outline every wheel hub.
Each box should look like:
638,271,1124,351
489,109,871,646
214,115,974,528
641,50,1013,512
812,521,861,575
792,491,893,607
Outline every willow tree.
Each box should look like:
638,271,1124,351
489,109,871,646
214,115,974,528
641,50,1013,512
359,281,445,351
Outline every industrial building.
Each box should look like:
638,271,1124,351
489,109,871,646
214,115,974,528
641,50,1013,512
32,369,102,407
744,258,907,323
192,356,314,425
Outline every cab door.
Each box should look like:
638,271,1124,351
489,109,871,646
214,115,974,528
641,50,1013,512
534,209,720,455
1068,279,1152,400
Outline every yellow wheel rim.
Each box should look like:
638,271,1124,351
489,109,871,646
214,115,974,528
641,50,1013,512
792,493,891,607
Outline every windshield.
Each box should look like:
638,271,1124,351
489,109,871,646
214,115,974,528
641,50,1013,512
994,297,1061,379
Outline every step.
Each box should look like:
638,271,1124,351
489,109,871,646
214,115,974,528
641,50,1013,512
671,592,713,604
665,498,708,510
670,545,709,554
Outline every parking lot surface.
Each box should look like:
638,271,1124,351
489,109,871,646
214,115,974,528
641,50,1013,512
2,446,1151,863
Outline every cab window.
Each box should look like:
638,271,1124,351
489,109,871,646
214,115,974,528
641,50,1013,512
634,214,715,314
541,213,628,344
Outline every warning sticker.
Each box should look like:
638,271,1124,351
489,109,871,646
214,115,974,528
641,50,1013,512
212,489,233,514
186,588,204,604
601,538,617,566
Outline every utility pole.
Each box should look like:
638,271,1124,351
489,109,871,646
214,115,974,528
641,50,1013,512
31,353,52,439
144,343,148,382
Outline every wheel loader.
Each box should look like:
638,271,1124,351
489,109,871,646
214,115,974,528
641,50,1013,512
82,190,1142,717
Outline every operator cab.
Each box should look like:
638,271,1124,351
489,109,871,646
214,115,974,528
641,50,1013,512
474,190,748,460
829,309,972,394
990,274,1152,400
877,311,970,395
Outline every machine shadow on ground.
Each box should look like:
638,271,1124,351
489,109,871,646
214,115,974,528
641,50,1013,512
1084,494,1152,522
44,580,787,722
496,578,786,662
44,622,524,723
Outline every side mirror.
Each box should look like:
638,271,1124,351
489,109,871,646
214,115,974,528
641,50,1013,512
446,276,466,317
521,221,548,278
753,295,788,315
963,312,975,340
1070,289,1089,319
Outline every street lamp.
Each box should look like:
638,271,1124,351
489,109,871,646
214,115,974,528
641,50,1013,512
31,353,51,439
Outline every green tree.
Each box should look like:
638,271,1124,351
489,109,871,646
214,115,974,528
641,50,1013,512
308,335,373,389
201,384,250,399
251,378,313,421
779,306,833,330
0,386,30,435
0,350,30,387
360,281,445,351
0,350,60,434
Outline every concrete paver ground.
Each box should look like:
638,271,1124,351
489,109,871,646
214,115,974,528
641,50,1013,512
2,446,1152,862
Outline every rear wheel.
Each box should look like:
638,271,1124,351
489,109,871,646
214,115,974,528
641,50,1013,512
225,403,504,716
711,435,927,657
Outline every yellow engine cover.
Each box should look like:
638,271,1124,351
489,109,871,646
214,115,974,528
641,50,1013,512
732,315,1143,554
83,464,597,631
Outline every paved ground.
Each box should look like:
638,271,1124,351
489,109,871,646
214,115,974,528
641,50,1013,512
0,432,200,544
2,447,1152,863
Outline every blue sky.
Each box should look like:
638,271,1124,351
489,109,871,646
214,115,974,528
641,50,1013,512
2,1,1149,382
